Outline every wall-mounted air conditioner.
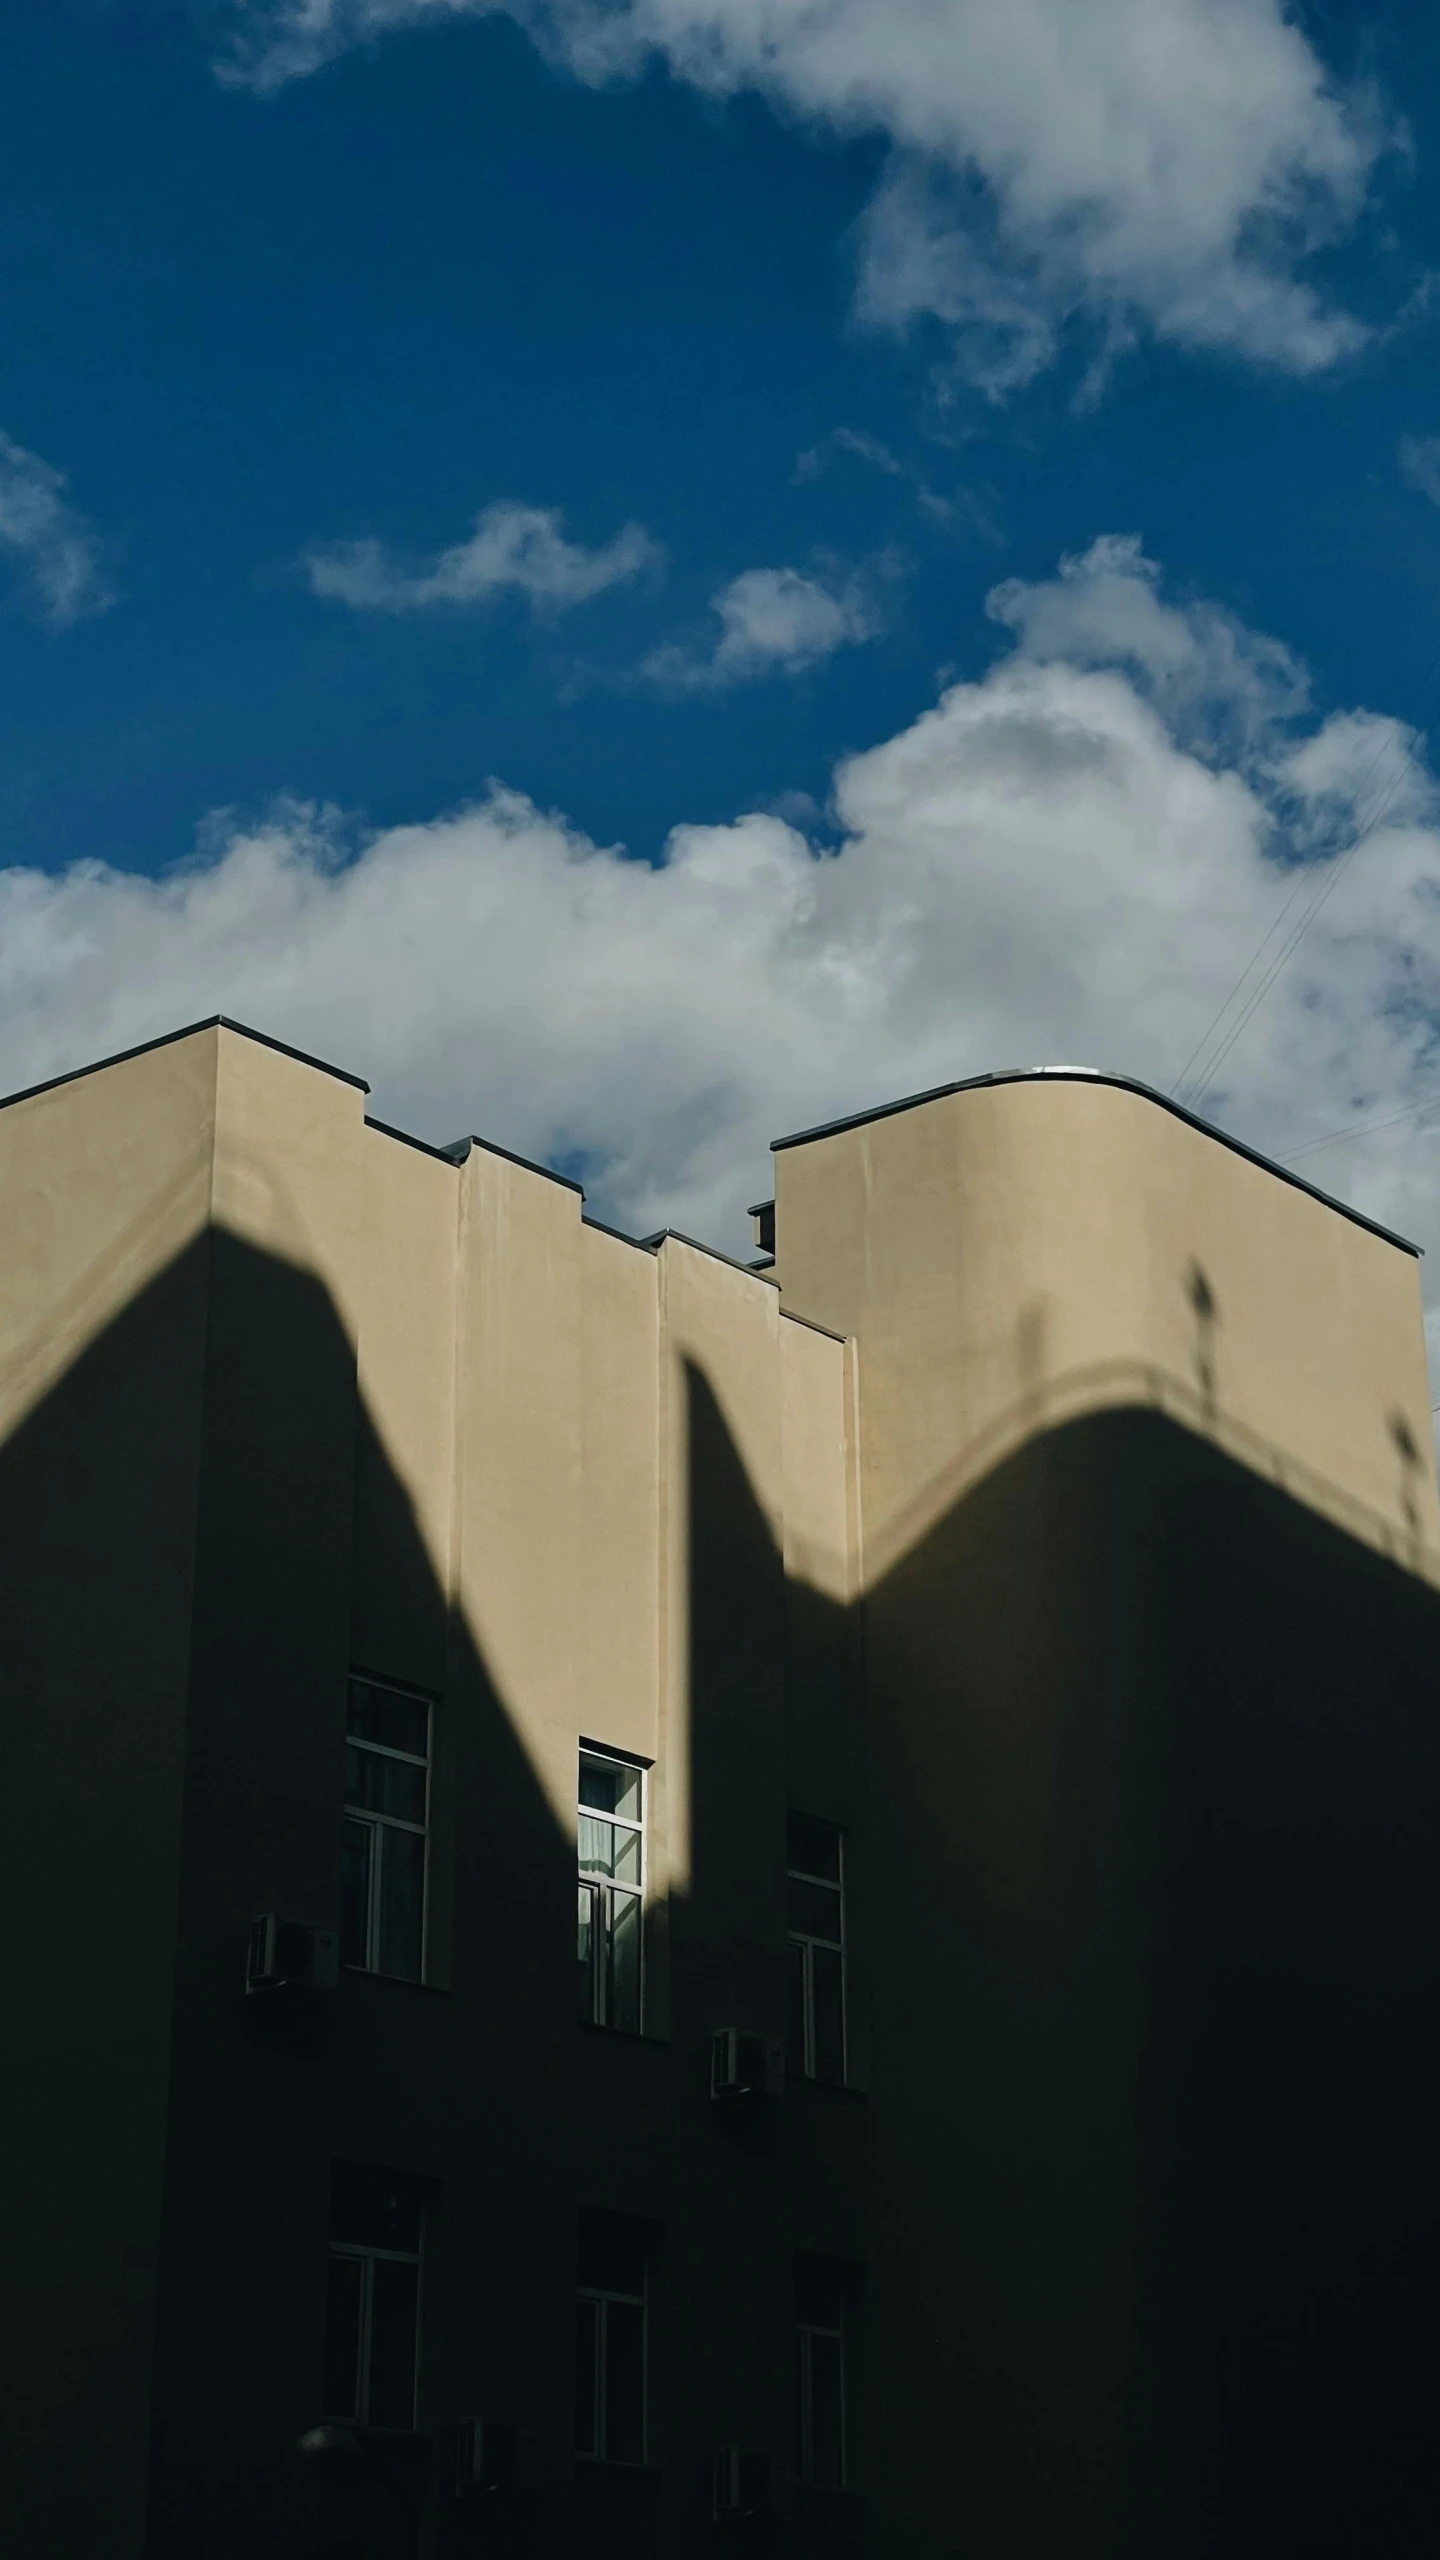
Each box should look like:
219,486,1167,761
710,2027,785,2101
713,2446,772,2522
456,2416,519,2497
245,1914,339,1996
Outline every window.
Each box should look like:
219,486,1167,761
787,1812,845,2084
576,2216,648,2466
324,2165,423,2432
577,1749,644,2032
794,2258,846,2490
342,1675,430,1981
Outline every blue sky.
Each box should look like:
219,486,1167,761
8,2,1440,1272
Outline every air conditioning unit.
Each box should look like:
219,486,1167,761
245,1914,339,1996
710,2028,785,2102
456,2416,519,2497
713,2447,771,2522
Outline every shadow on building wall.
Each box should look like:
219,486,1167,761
4,1231,1440,2560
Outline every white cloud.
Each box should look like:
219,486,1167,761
0,431,113,628
223,2,1391,386
305,499,662,614
5,539,1440,1347
1400,435,1440,507
642,562,881,689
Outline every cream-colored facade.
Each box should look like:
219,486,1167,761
4,1018,1438,2559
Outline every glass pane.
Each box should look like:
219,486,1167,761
575,2296,600,2456
367,2255,419,2430
323,2253,363,2419
604,2298,646,2465
607,1890,642,2034
347,1679,428,1760
788,1938,808,2078
812,1943,845,2086
378,1825,425,1981
578,2217,647,2299
612,1828,642,1888
795,2256,846,2329
341,1817,372,1969
577,1882,599,2023
787,1875,841,1941
808,2330,844,2487
331,2164,423,2253
579,1753,642,1824
578,1813,616,1877
787,1811,841,1882
346,1742,427,1824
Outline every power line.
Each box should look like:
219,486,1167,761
1171,641,1440,1107
1187,751,1427,1108
1276,1093,1440,1163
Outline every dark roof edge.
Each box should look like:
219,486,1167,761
366,1120,586,1199
780,1305,848,1343
0,1014,370,1119
451,1133,585,1198
640,1228,781,1288
770,1068,1420,1259
581,1212,659,1254
364,1115,462,1164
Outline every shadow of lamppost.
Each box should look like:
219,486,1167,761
297,2424,419,2560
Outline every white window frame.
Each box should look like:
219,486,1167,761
343,1675,431,1980
577,1746,646,2032
787,1818,846,2083
577,2244,647,2465
326,2232,422,2431
796,2276,846,2489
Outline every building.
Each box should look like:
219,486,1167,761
4,1015,1439,2559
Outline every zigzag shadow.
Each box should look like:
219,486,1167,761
4,1231,1440,2559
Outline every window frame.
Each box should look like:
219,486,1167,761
324,2173,424,2434
577,1744,647,2033
576,2221,649,2467
794,2260,847,2491
342,1672,433,1984
787,1813,846,2085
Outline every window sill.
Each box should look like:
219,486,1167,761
341,1965,451,1996
576,2019,667,2048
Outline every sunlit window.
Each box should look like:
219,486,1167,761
577,1748,645,2032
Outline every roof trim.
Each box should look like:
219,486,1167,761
444,1133,585,1197
364,1115,461,1164
581,1212,658,1254
770,1067,1420,1258
639,1228,781,1288
366,1121,587,1199
780,1305,848,1343
0,1014,370,1118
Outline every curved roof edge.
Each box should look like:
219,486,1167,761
770,1066,1421,1259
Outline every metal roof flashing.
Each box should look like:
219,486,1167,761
0,1013,371,1118
768,1067,1420,1259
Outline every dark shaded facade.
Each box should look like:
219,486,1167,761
3,1022,1439,2558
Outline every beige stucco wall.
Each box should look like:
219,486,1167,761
9,1021,1440,2559
771,1075,1440,1585
0,1026,220,1443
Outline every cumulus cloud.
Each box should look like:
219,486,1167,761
641,562,881,689
6,539,1440,1340
0,431,114,628
222,2,1391,387
305,499,662,614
